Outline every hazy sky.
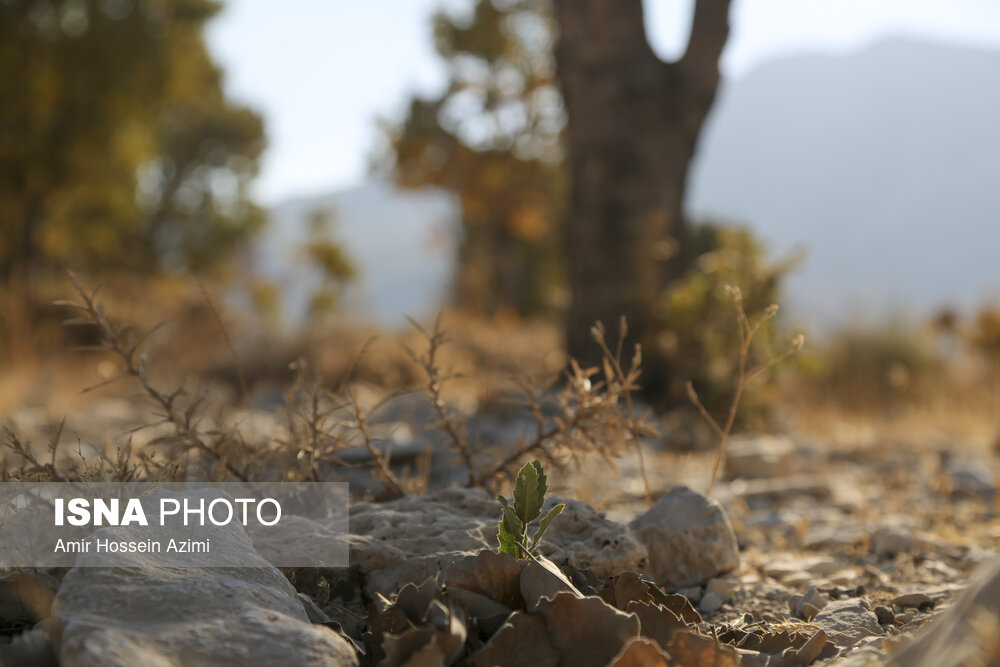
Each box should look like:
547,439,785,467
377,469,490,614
206,1,1000,204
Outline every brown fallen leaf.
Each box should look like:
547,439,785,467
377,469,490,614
380,627,438,667
601,571,657,611
658,594,703,626
520,557,583,612
626,600,687,648
367,602,413,644
791,629,833,665
396,578,441,622
379,599,467,667
467,611,560,667
752,629,808,654
665,630,740,667
610,638,672,667
537,592,640,667
400,639,446,667
446,587,511,628
445,550,526,610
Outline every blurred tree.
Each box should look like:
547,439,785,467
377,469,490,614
301,208,357,323
385,0,566,318
0,0,264,356
969,305,1000,378
659,223,794,416
553,0,731,394
390,0,735,402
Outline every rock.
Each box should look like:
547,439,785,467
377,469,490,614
892,592,933,609
675,586,703,604
887,556,1000,666
348,488,496,596
628,485,739,589
0,623,58,667
51,490,358,667
789,587,830,620
870,526,928,558
763,555,841,581
723,436,798,479
540,497,647,579
0,571,57,626
812,598,883,648
699,591,724,614
947,459,995,499
874,606,895,625
706,574,741,602
348,487,644,597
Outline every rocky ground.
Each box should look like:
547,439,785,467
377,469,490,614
2,396,1000,665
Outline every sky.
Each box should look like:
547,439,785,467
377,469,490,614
206,1,1000,205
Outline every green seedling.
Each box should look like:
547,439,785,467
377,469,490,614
496,460,564,559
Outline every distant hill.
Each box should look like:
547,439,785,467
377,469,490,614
259,39,999,329
688,39,1000,322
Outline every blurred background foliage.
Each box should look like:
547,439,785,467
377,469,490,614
385,0,566,318
0,0,995,439
655,223,797,416
0,0,264,357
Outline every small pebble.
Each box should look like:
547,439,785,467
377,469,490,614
800,602,822,620
699,591,724,614
874,605,895,625
675,585,702,604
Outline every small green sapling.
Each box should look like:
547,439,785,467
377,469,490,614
496,460,564,559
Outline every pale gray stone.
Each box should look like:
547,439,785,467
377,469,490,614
706,573,741,601
51,490,357,667
813,598,883,648
871,527,923,557
628,485,739,589
348,487,645,597
699,591,724,614
790,587,830,620
348,488,496,596
540,497,647,580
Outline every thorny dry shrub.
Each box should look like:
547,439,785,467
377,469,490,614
2,276,655,500
404,315,656,498
1,420,178,483
687,285,804,495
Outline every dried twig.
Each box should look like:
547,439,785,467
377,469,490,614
405,314,477,487
688,286,804,496
194,274,250,407
59,273,249,481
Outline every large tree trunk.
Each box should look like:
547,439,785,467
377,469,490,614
553,0,730,396
6,197,41,363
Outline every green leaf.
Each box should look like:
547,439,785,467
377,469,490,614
497,519,520,559
502,505,524,539
499,504,525,558
513,460,547,524
529,503,564,555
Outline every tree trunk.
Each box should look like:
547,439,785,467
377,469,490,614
553,0,730,396
6,197,41,363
